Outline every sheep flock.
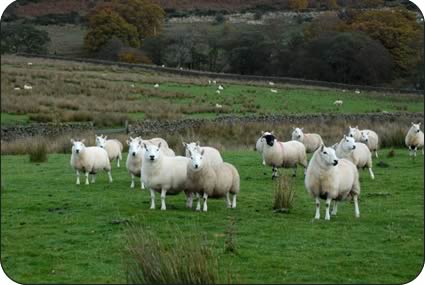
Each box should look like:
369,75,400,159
70,123,423,220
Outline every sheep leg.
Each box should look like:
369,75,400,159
149,189,156,209
186,192,193,208
314,197,320,220
76,170,80,185
160,189,167,210
91,174,96,183
226,192,231,208
232,194,237,208
85,172,89,185
331,200,338,216
130,174,135,189
196,193,201,211
375,150,378,158
203,193,208,212
325,197,332,220
413,147,417,158
368,167,375,180
117,158,120,168
107,171,113,183
353,194,360,218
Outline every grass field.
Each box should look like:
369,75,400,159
1,148,423,283
1,56,423,126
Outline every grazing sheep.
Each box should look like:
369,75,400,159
70,139,112,185
130,84,135,88
212,80,217,84
305,145,360,220
161,64,165,67
126,137,145,189
27,62,33,66
336,136,374,179
270,89,278,93
185,148,240,212
261,131,308,178
405,122,424,158
154,83,159,88
208,80,212,84
215,103,223,108
24,84,32,90
355,90,361,94
14,87,20,91
141,142,190,210
95,135,123,167
333,100,343,106
216,90,221,94
269,81,275,86
360,130,379,158
291,127,323,153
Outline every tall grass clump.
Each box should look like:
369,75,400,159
29,141,48,162
125,226,220,284
272,175,295,213
224,216,237,254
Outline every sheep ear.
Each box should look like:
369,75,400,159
81,139,85,144
355,126,358,129
419,122,422,126
158,142,162,149
261,130,264,135
343,135,346,139
301,128,304,131
411,122,415,126
143,143,148,150
271,130,274,134
70,139,75,144
188,149,192,156
138,140,142,146
104,135,108,140
201,149,205,155
126,139,130,145
129,136,134,141
182,142,187,148
320,144,324,151
196,141,200,146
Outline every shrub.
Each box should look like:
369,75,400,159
272,175,295,213
29,141,48,163
125,225,220,284
1,23,50,54
118,48,152,64
29,113,54,123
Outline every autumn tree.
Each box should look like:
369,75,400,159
84,0,164,53
288,0,308,11
349,8,423,76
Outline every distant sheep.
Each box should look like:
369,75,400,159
291,127,323,153
261,131,308,178
185,148,240,211
216,90,221,94
305,145,360,220
335,136,374,179
70,139,112,185
360,130,379,158
269,81,275,86
24,84,32,90
333,100,343,106
215,103,223,108
405,122,424,158
126,137,144,189
218,85,224,90
141,142,190,210
270,89,278,93
355,90,361,94
95,135,123,167
154,83,159,88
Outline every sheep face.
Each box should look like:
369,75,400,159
360,131,369,143
188,149,205,171
128,138,142,157
318,145,338,166
144,142,161,162
341,136,356,152
411,122,422,133
185,142,200,154
71,139,86,155
261,131,275,146
348,126,359,138
291,128,304,140
95,135,107,148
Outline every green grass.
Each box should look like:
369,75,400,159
1,148,423,283
1,113,30,125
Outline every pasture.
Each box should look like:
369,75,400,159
1,148,423,283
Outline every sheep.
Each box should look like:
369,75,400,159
405,122,424,158
185,148,240,212
14,87,20,91
215,103,223,108
140,137,175,157
270,89,278,93
355,90,361,94
208,80,212,84
130,83,135,88
305,145,360,220
70,139,112,185
291,127,323,153
212,80,217,84
360,130,379,158
161,64,165,67
347,125,361,141
27,62,33,66
141,142,190,210
261,131,308,178
335,135,374,179
154,83,159,88
218,85,224,90
95,135,123,167
333,100,343,106
348,126,379,154
269,81,275,86
216,90,221,94
126,137,145,189
24,84,32,90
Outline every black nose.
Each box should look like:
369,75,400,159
132,152,136,156
268,142,274,146
150,155,154,160
353,145,356,149
76,149,79,153
417,130,420,133
195,164,199,169
333,160,338,166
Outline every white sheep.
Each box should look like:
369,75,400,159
70,139,112,185
14,87,21,91
27,62,33,66
216,90,221,94
333,100,343,106
335,136,374,179
212,80,217,84
208,80,211,84
405,122,424,158
347,126,361,141
270,89,278,93
355,90,361,94
360,130,379,158
154,83,159,88
218,85,224,90
141,142,190,210
261,131,308,178
269,81,275,86
126,137,145,189
215,103,223,108
24,84,32,90
95,135,123,167
305,145,360,220
291,127,323,153
140,137,175,157
185,148,240,212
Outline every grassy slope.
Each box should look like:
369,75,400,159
1,149,423,283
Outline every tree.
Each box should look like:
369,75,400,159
1,23,50,54
288,0,308,11
84,9,139,52
349,8,423,76
303,12,347,40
